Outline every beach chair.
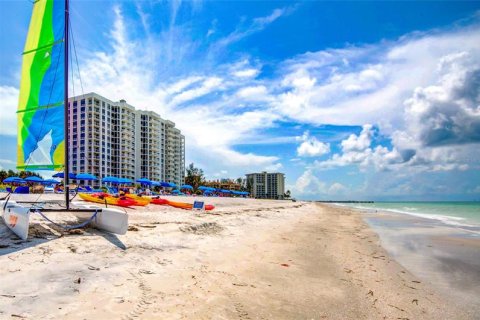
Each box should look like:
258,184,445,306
13,186,29,194
85,185,103,193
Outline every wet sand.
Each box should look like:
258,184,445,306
0,196,471,319
362,209,480,318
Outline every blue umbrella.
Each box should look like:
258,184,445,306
220,189,232,193
151,181,161,186
102,176,119,183
24,176,44,183
75,173,98,181
172,189,180,194
160,181,176,188
52,172,77,179
136,178,153,185
117,178,133,184
42,179,60,185
180,184,193,190
198,186,209,191
169,183,177,188
3,177,24,183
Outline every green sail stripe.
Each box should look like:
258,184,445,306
20,0,55,154
17,101,63,113
17,164,63,170
22,39,63,55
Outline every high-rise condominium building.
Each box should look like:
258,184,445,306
68,92,185,186
245,172,285,199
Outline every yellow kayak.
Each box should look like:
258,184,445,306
78,193,136,207
124,194,151,206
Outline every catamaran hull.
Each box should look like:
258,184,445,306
71,202,128,235
0,201,128,239
1,200,30,241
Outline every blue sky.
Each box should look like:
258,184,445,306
1,0,480,200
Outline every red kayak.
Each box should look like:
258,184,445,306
149,197,214,211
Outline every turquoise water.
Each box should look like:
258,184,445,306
339,202,480,228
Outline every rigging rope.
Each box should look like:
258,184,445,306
34,209,99,230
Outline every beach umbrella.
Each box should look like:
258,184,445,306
52,172,70,179
180,184,193,190
198,186,209,191
151,181,161,186
42,179,60,185
136,178,153,185
3,177,24,183
52,172,76,179
117,178,133,184
220,189,232,193
160,182,176,188
102,176,119,183
172,189,180,194
24,176,44,183
75,173,98,181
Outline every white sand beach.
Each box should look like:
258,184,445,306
0,196,472,319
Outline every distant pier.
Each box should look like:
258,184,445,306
316,200,374,203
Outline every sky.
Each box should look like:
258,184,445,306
1,0,480,201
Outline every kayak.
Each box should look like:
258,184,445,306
100,193,148,206
164,199,215,211
150,198,168,205
124,194,151,206
78,193,136,207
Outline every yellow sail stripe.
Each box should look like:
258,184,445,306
18,0,48,111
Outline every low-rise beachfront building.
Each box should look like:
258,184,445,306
204,179,244,191
245,172,285,199
68,92,185,187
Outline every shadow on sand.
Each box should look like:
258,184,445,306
0,218,127,256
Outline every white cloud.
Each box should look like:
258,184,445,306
265,162,283,171
341,124,374,152
0,86,19,135
296,131,330,157
294,169,326,194
272,25,480,133
169,77,223,106
0,158,16,170
236,85,269,101
233,68,259,78
328,182,347,195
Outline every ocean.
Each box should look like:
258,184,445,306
337,201,480,231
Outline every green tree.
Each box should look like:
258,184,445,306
184,163,205,191
284,190,291,199
0,170,7,182
246,177,253,194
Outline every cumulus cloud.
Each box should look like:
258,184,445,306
296,131,330,157
0,86,19,135
271,25,480,133
402,52,480,147
292,169,347,197
341,124,374,152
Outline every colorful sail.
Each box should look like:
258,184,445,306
17,0,65,170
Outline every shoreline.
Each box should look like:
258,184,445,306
353,205,480,317
0,196,472,319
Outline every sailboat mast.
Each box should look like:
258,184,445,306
64,0,70,209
